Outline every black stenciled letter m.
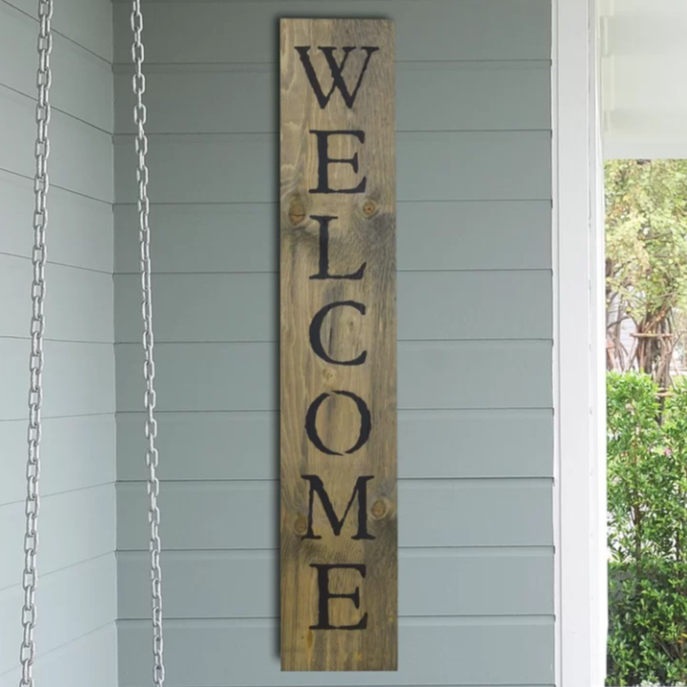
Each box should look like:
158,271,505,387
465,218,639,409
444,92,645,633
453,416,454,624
295,46,379,109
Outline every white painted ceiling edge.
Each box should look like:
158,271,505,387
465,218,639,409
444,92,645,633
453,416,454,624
600,0,687,159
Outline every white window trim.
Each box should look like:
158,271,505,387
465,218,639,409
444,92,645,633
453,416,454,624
552,1,606,686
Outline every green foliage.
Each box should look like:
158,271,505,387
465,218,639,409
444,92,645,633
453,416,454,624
607,372,662,563
607,373,687,685
605,160,687,384
606,160,687,322
608,560,687,686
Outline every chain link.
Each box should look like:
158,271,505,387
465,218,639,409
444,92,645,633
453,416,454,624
17,2,165,685
131,2,166,685
19,0,53,685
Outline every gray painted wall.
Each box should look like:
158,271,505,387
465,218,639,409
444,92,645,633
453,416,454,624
113,1,554,686
0,0,118,684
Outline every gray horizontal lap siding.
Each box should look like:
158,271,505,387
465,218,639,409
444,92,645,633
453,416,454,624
117,620,554,686
113,1,553,686
118,548,553,617
115,340,552,411
0,1,117,686
1,87,112,202
0,172,114,270
112,61,551,134
117,479,552,549
116,409,553,479
111,0,551,64
0,626,118,687
2,0,112,61
113,271,552,341
113,131,550,203
114,200,553,273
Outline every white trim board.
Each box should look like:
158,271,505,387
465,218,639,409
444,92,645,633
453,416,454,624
552,0,607,685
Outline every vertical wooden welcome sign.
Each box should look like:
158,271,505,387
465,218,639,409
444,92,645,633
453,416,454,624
280,19,397,671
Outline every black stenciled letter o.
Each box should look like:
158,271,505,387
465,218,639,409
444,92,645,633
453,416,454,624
305,390,371,456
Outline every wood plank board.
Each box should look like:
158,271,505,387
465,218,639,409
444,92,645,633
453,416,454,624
280,18,396,670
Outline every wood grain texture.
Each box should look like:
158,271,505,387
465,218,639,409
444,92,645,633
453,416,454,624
280,19,396,670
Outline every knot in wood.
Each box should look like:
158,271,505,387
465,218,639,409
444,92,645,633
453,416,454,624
362,198,377,217
371,498,389,520
288,196,306,226
293,515,308,536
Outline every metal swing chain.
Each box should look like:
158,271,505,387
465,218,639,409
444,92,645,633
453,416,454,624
19,0,54,685
131,2,166,685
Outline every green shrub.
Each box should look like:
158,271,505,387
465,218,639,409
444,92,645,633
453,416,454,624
607,372,687,685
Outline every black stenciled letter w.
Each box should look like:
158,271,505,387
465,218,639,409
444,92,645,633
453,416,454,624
295,46,379,109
